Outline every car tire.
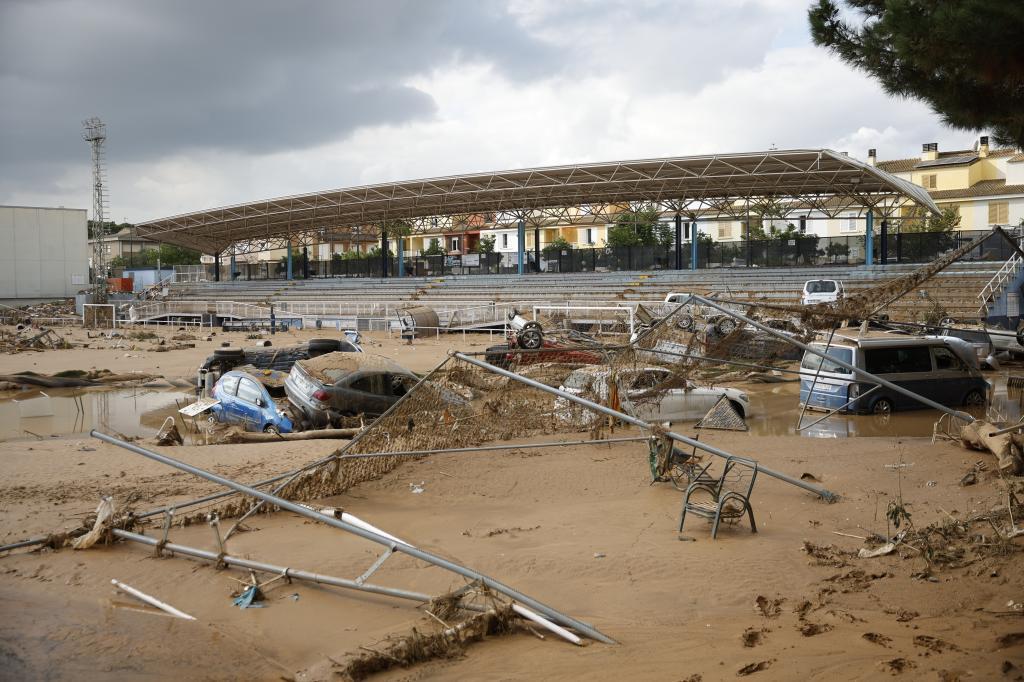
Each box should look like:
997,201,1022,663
519,328,543,350
715,318,738,335
675,314,695,332
263,424,280,435
963,389,986,407
522,321,542,332
484,344,511,368
871,397,894,415
213,348,244,359
1016,328,1024,348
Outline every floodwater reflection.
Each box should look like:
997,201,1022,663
0,387,191,441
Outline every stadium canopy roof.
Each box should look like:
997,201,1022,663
137,149,939,255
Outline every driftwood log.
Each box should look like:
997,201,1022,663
960,420,1024,475
220,428,360,443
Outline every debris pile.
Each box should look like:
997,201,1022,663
0,327,71,352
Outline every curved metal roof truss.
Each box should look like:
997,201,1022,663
137,149,939,255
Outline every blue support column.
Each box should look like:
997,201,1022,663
286,240,293,280
865,212,874,266
674,214,682,270
397,237,404,278
517,220,525,275
690,222,698,271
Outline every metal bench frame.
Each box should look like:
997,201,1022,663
678,455,758,539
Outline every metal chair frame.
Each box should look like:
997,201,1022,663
678,455,758,539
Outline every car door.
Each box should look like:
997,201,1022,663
930,346,971,405
234,377,266,430
217,374,242,424
338,371,393,417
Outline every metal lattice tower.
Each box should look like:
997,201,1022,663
82,117,109,303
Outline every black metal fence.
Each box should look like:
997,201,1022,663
203,229,1013,281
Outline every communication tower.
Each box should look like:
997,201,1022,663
82,117,109,303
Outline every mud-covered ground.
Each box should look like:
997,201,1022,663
1,325,1022,680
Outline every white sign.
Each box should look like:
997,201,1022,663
179,397,220,417
462,253,480,267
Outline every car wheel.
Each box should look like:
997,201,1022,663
871,398,894,415
940,317,956,327
1016,328,1024,348
519,328,543,350
263,424,280,435
963,389,986,407
728,400,746,419
675,314,695,332
522,321,542,332
715,318,738,335
213,348,244,359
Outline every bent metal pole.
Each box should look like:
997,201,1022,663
90,430,614,645
690,295,975,423
452,352,838,502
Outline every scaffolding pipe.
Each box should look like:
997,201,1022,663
690,295,975,422
90,430,615,645
112,528,449,606
338,436,650,460
452,352,838,502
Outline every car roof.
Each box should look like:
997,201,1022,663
297,352,412,383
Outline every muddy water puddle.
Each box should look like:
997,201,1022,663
738,376,1023,439
0,387,193,441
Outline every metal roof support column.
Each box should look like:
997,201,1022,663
229,252,236,281
286,239,293,280
517,220,525,275
691,221,698,271
381,228,389,279
674,214,682,270
214,253,221,282
865,211,874,266
534,227,541,273
397,236,404,278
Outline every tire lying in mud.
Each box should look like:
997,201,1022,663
484,345,511,368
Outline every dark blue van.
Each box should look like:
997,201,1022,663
799,335,990,415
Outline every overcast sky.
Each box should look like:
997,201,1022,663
0,0,980,223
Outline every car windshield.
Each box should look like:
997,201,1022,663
800,346,853,374
805,280,837,294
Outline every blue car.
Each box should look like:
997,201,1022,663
210,370,294,433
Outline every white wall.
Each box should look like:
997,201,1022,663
0,206,89,299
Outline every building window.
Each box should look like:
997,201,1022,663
450,237,460,252
989,200,1009,225
718,223,731,240
920,174,938,189
841,213,858,233
501,233,508,249
586,228,594,244
798,215,807,234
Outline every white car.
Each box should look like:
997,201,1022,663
555,365,751,425
801,279,844,305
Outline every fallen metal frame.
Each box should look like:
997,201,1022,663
90,430,615,645
452,352,839,502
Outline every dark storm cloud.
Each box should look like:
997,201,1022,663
0,0,558,171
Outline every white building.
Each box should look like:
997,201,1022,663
0,206,90,300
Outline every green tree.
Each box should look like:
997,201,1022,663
423,238,444,256
607,205,663,247
542,235,572,257
900,206,962,233
478,234,496,254
809,0,1024,148
109,243,201,268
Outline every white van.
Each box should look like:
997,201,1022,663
801,279,844,305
